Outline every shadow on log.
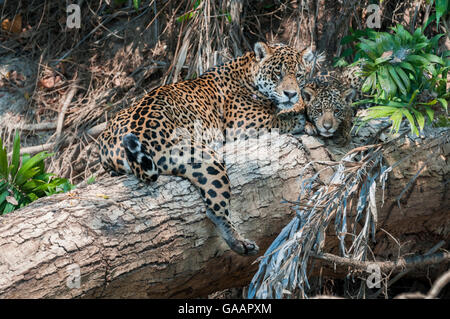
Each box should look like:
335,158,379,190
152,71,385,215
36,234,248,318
0,127,448,298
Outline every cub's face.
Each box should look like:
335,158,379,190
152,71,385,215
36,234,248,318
302,81,355,137
253,42,319,111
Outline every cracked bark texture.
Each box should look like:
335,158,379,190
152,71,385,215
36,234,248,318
0,129,448,298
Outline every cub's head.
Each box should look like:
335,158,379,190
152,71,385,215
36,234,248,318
301,81,355,138
252,42,322,111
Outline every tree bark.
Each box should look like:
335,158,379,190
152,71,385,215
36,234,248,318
0,128,448,298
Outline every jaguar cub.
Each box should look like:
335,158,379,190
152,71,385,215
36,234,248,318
301,79,356,145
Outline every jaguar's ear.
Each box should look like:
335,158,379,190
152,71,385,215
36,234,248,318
342,88,356,103
301,87,316,103
302,48,325,70
254,42,273,61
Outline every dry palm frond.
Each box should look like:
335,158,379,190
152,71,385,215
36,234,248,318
248,129,450,299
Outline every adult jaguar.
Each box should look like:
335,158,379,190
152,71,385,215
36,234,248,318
98,42,317,256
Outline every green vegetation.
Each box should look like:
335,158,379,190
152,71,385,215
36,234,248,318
0,132,74,215
335,1,449,135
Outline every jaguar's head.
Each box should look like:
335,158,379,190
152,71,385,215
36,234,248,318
302,81,356,138
252,42,321,111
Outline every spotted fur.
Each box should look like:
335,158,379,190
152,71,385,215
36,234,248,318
98,43,314,256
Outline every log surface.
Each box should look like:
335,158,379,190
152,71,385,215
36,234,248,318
0,129,448,298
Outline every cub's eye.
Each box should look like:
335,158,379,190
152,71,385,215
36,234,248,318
273,70,281,79
296,72,303,79
334,109,340,115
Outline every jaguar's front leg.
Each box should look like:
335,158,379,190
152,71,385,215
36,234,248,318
304,121,318,136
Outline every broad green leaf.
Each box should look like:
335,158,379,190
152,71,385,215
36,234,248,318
385,100,409,108
340,48,354,58
0,190,8,206
413,42,430,51
412,109,426,132
405,54,429,66
21,153,31,166
395,66,411,91
423,13,436,31
34,172,55,182
364,106,398,120
398,61,416,74
3,202,15,214
418,99,438,106
430,34,444,50
425,107,435,122
387,64,407,96
402,109,419,135
425,63,437,77
340,35,356,45
22,179,46,192
437,98,448,111
394,25,412,44
9,131,20,179
436,0,448,26
377,65,395,97
374,56,391,65
14,152,53,185
408,89,420,105
361,72,376,92
27,192,39,202
14,166,41,187
0,141,7,179
133,0,140,11
390,109,404,133
423,53,444,65
352,98,375,106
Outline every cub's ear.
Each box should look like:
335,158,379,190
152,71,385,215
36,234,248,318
302,48,325,70
342,88,356,103
301,87,316,103
254,42,273,61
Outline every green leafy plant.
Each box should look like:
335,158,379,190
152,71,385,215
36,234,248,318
333,28,378,67
86,175,96,185
356,24,447,98
340,19,449,135
133,0,141,12
176,0,202,23
0,132,74,215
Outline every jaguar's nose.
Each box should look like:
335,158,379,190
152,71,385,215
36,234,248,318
283,90,297,99
323,122,332,130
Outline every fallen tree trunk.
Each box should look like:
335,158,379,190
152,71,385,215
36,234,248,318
0,128,448,298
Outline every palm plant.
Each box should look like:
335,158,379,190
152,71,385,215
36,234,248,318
354,23,449,135
0,132,74,214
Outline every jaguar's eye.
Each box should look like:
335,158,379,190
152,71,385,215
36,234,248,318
274,70,281,80
334,109,340,115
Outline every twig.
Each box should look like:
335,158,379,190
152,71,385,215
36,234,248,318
311,251,450,273
56,76,79,140
370,240,446,298
394,269,450,299
9,122,106,156
427,270,450,298
16,143,54,156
